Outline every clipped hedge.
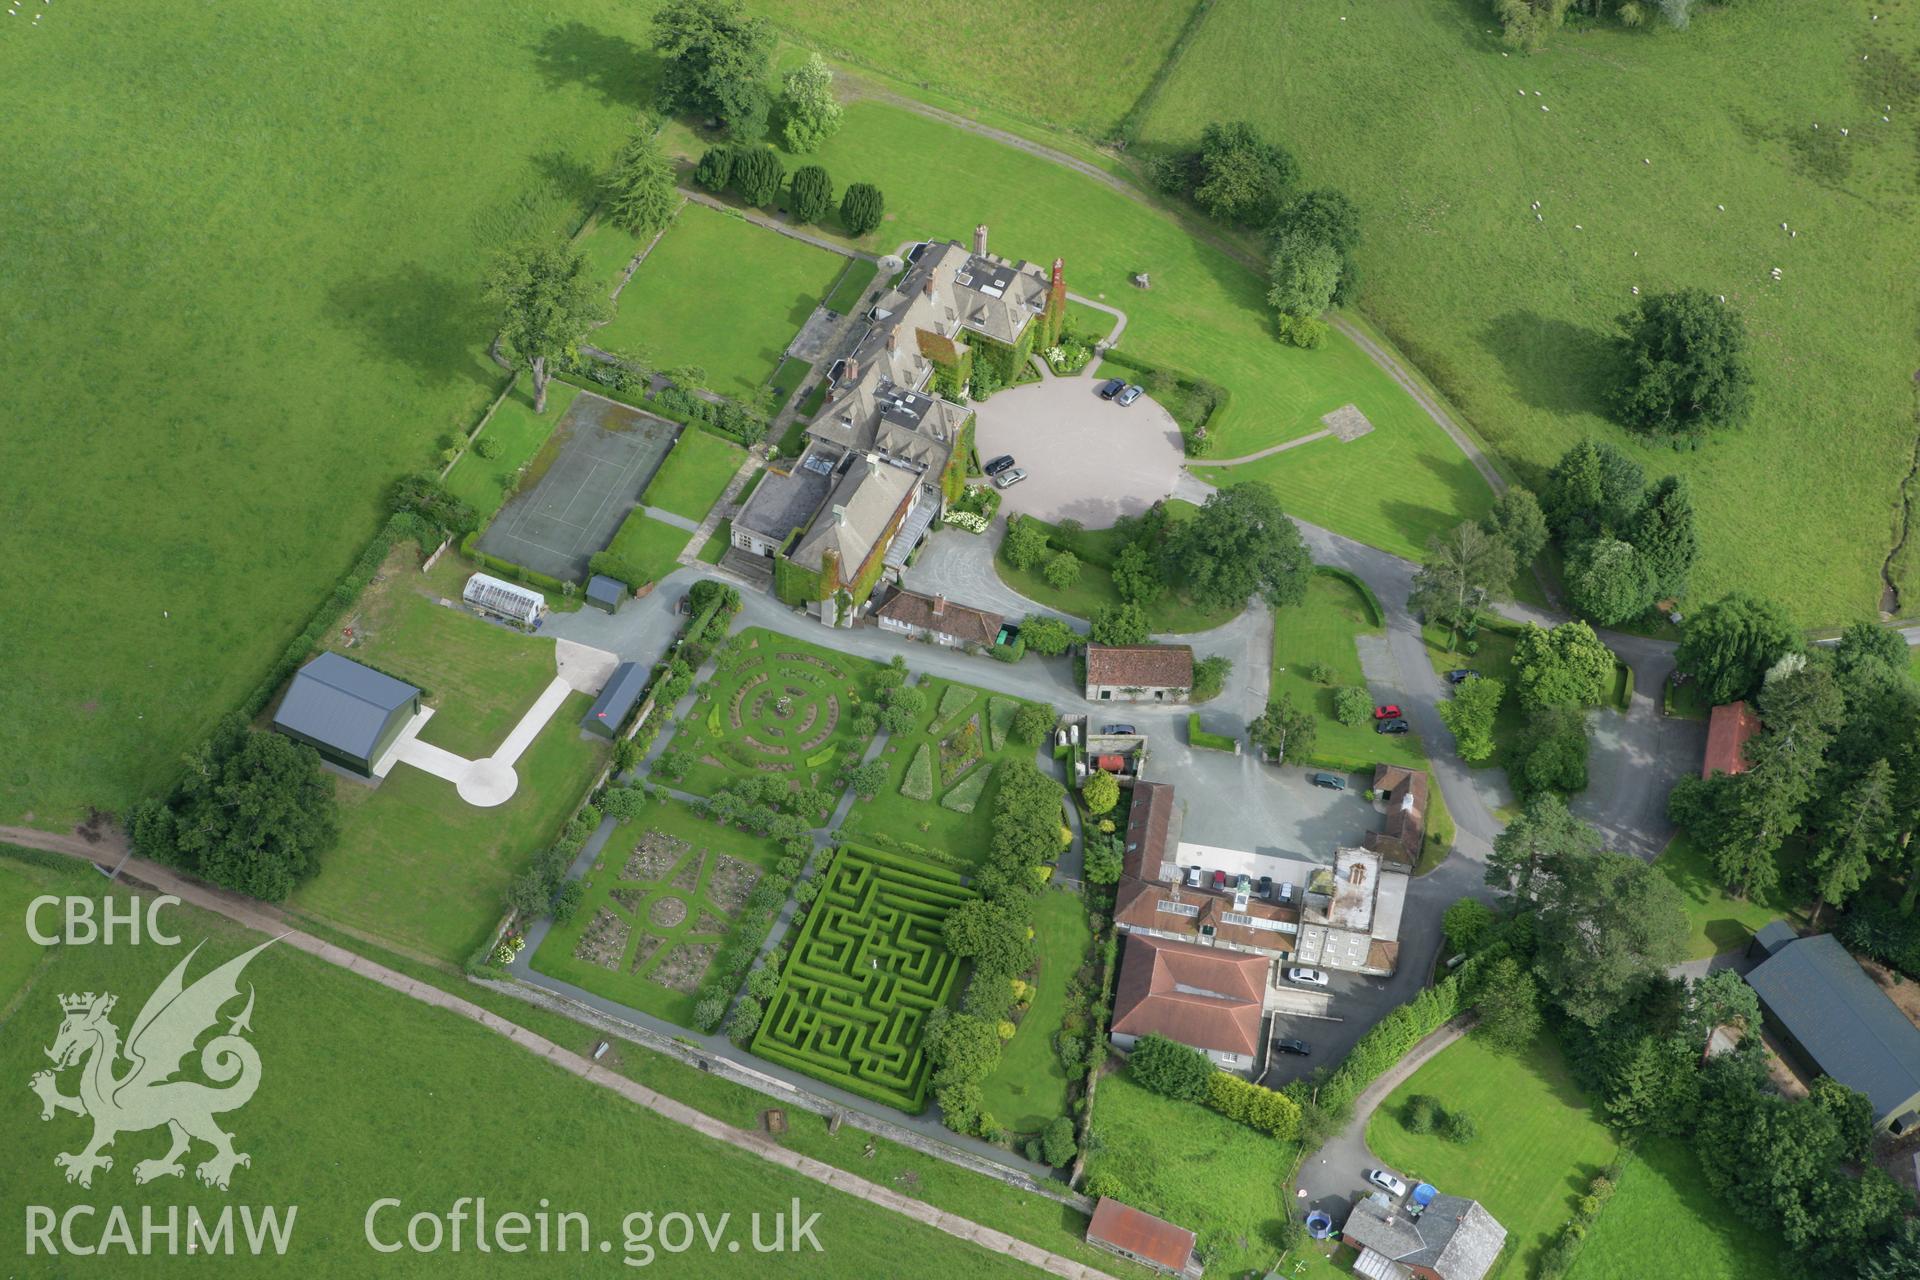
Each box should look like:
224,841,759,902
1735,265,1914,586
1204,1071,1302,1140
901,744,935,801
941,765,993,814
1611,660,1636,711
1311,564,1385,628
1297,974,1466,1119
460,530,570,595
1187,713,1238,752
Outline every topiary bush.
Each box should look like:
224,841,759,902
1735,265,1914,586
787,164,833,224
730,146,784,206
839,182,884,236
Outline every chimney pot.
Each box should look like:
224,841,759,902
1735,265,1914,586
974,224,988,256
845,357,859,382
932,594,945,616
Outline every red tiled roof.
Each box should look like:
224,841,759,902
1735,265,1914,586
1086,644,1194,689
873,587,1002,646
1111,934,1267,1058
1703,701,1760,779
1364,765,1427,865
1112,876,1299,951
1088,1198,1196,1272
1123,781,1175,882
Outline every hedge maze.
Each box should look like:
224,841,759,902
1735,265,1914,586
751,844,973,1111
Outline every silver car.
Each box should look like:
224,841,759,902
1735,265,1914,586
992,466,1027,490
1116,384,1144,406
1286,966,1330,988
1368,1169,1409,1198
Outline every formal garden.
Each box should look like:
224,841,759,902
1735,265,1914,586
751,842,974,1111
531,797,789,1027
653,628,882,799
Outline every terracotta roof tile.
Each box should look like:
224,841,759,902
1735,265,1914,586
1111,934,1268,1058
1088,1198,1196,1272
1086,644,1194,689
1703,701,1760,778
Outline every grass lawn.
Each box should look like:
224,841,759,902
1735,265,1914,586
1370,1033,1619,1280
531,796,787,1027
606,508,693,587
1084,1067,1300,1276
766,355,813,412
589,201,845,401
822,257,880,315
0,849,94,1002
978,887,1093,1135
1655,831,1806,961
1141,0,1920,622
643,427,745,522
0,0,678,829
995,505,1240,632
697,519,731,564
446,380,580,521
1564,1136,1782,1280
1065,300,1120,343
836,676,1053,866
1273,570,1428,772
0,860,1054,1278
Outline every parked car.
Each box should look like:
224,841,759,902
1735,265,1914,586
1273,1037,1312,1057
1310,771,1347,790
1103,723,1137,736
992,466,1027,490
1185,865,1203,887
983,454,1016,476
1445,668,1480,685
1278,882,1296,905
1116,384,1145,406
1368,1169,1409,1198
1211,869,1228,892
1097,378,1126,400
1286,967,1330,988
1375,718,1411,735
1373,704,1402,720
1256,874,1273,900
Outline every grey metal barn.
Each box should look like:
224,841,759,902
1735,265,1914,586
271,652,420,777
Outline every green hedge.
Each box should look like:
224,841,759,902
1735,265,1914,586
1296,975,1466,1118
1612,661,1636,711
459,530,571,595
1095,349,1230,457
1312,564,1385,628
1188,713,1238,752
986,698,1018,750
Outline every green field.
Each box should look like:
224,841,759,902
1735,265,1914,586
1369,1034,1619,1280
1273,570,1427,772
1654,831,1805,961
445,380,581,520
1083,1066,1299,1276
590,202,845,401
1563,1136,1782,1280
977,887,1092,1135
821,257,880,316
0,856,1061,1277
532,797,788,1026
0,0,663,828
995,505,1239,633
644,428,746,522
1141,0,1920,621
607,508,694,586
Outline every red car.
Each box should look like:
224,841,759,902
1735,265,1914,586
1211,870,1228,892
1374,704,1402,720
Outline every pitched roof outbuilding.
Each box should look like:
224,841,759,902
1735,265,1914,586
1086,1198,1196,1273
1086,644,1194,690
1111,934,1267,1059
272,652,419,762
1747,932,1920,1124
873,587,1002,646
1702,700,1761,778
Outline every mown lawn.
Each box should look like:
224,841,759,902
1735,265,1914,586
643,427,745,522
589,201,844,401
995,504,1241,633
1564,1136,1782,1280
446,380,580,521
1370,1033,1619,1280
1654,831,1806,961
821,257,880,316
606,508,693,587
978,887,1093,1135
1141,0,1920,622
1084,1067,1300,1276
0,864,1057,1278
0,0,663,828
1273,570,1427,772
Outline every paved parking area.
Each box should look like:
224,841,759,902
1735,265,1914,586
1151,747,1377,858
972,374,1187,525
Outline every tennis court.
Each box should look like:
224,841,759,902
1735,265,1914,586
476,391,678,582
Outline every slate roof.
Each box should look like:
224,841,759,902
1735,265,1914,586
873,586,1001,646
1751,919,1798,958
1122,781,1178,883
1087,1198,1196,1272
582,662,648,733
1343,1193,1508,1280
1747,932,1920,1122
1111,934,1267,1059
585,574,626,609
1086,644,1194,690
1703,700,1760,778
787,459,917,583
272,652,418,761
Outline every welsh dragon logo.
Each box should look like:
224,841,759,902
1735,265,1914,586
29,938,274,1191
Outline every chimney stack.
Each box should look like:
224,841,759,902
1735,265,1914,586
923,275,934,298
831,504,846,528
844,357,859,383
886,330,897,352
866,451,880,478
974,224,989,257
932,594,945,617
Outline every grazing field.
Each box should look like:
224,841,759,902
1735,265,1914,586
1564,1136,1782,1280
1655,831,1806,960
532,797,787,1026
643,428,745,522
977,887,1093,1135
1142,0,1920,621
589,202,846,401
0,857,1054,1278
751,843,972,1111
1083,1066,1299,1276
0,0,663,828
1370,1033,1619,1280
1273,570,1428,772
837,676,1050,866
0,850,92,1001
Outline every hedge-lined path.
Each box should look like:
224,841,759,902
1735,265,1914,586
17,840,1106,1279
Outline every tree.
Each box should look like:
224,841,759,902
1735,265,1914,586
1001,515,1049,571
839,182,885,236
1042,550,1082,590
1686,969,1761,1043
1443,898,1495,953
1191,655,1232,702
1834,621,1908,679
777,53,842,153
786,164,833,224
1334,685,1373,728
1192,121,1298,226
1676,592,1802,705
926,1012,1002,1087
1438,676,1505,762
1089,602,1150,647
1513,621,1615,713
487,243,609,413
1111,542,1164,603
1533,849,1688,1026
1509,702,1591,798
943,898,1032,976
692,145,734,192
1039,1115,1076,1167
1567,536,1656,626
1083,831,1124,885
1127,1033,1213,1101
1249,693,1316,764
1474,956,1543,1051
729,145,784,206
1409,522,1516,642
1271,187,1362,305
1266,230,1341,343
1601,1032,1699,1132
651,0,774,141
1810,757,1898,924
1483,486,1549,570
845,760,886,800
1496,0,1572,52
601,123,679,237
1083,769,1120,816
1019,615,1075,657
1542,439,1646,542
1488,792,1603,900
1613,288,1754,439
1011,701,1055,746
1631,475,1698,601
1162,483,1310,612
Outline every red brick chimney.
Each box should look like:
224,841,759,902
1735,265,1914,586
844,357,859,383
923,274,934,298
886,330,897,352
931,594,946,617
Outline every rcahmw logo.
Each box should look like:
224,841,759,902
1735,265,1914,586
24,937,299,1258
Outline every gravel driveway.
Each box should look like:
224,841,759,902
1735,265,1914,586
973,375,1188,525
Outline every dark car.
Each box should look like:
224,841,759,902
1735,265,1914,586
1310,771,1347,790
1211,869,1227,892
1097,378,1126,400
983,454,1016,476
1375,717,1411,735
1273,1037,1312,1057
1445,668,1480,685
1103,723,1137,736
1256,875,1273,900
1116,384,1145,407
